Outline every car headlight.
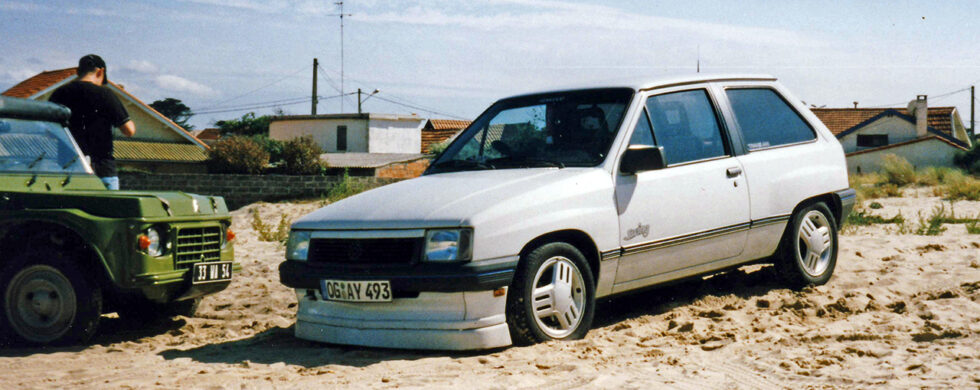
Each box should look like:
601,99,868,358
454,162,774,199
137,227,165,257
424,228,472,262
221,224,236,249
286,230,311,261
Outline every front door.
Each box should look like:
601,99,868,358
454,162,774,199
614,87,750,288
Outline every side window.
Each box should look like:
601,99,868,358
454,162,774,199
645,89,727,165
725,88,815,150
628,108,656,147
337,125,347,151
857,134,888,147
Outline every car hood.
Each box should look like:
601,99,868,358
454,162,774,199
5,189,229,218
293,168,601,230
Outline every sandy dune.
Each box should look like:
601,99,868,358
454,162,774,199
1,191,978,389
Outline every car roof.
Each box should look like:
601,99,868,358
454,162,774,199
503,73,777,100
0,96,71,124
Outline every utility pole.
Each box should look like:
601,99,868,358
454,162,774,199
330,2,352,113
971,85,975,139
312,58,318,115
696,45,700,73
357,88,362,114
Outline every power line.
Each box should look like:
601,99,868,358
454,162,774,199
198,64,310,110
867,85,972,108
192,93,351,115
372,95,468,119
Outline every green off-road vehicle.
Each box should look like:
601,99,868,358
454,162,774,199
0,96,239,346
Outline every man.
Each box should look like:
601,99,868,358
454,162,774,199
49,54,136,190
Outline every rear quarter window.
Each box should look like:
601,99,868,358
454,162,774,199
725,88,815,150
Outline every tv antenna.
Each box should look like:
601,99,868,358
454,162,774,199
329,1,352,112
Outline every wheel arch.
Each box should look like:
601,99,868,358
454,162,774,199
517,229,600,283
792,193,842,226
0,219,112,285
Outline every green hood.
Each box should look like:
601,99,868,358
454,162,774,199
0,173,229,219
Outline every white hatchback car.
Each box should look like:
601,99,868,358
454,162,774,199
279,74,855,350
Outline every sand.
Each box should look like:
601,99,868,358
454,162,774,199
1,189,978,389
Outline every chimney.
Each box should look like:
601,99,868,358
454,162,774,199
907,95,928,137
853,101,858,108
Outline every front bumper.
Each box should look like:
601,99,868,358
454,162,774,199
279,256,518,293
294,289,512,350
130,261,242,302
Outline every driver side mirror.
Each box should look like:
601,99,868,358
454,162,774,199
620,145,666,174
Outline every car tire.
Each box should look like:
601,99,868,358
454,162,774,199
506,242,595,345
0,249,102,346
775,202,839,287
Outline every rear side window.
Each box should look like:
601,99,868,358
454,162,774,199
726,88,815,150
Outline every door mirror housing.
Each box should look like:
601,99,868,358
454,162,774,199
620,145,666,174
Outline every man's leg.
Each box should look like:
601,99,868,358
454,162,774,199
100,176,120,190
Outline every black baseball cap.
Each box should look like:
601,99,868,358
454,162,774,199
78,54,108,85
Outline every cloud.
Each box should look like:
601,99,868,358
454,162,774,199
155,75,218,97
354,0,825,48
122,60,159,74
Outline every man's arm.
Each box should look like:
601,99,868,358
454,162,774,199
119,120,136,137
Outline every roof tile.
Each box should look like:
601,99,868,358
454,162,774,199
810,107,957,137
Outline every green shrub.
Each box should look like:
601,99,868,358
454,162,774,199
207,135,269,174
953,144,980,175
249,134,285,163
250,209,292,243
280,136,324,175
845,210,904,226
325,169,368,202
914,205,948,236
428,140,451,155
917,167,959,186
941,174,980,201
880,154,917,186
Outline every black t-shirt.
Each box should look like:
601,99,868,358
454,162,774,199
48,80,129,177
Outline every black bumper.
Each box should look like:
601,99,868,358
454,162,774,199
836,188,857,223
279,256,519,293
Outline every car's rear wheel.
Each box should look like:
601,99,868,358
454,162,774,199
506,242,595,345
0,249,102,346
775,202,838,287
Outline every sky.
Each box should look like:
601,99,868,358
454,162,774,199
2,0,979,132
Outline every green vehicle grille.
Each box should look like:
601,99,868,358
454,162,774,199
175,226,222,269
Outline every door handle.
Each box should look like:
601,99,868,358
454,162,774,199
726,167,742,178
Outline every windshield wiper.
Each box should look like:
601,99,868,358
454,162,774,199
61,155,78,169
27,151,46,169
430,159,496,173
488,156,565,169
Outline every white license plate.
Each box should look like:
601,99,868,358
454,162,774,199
320,280,392,302
191,261,233,284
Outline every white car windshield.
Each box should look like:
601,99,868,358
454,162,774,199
428,88,633,174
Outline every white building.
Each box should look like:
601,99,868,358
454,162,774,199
269,113,426,154
811,96,972,174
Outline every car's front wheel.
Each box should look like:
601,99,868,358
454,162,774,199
506,242,595,345
775,202,839,287
0,249,103,346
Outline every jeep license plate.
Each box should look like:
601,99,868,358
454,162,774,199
321,280,392,302
191,262,233,284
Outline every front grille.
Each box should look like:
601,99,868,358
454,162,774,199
175,226,222,269
308,238,421,265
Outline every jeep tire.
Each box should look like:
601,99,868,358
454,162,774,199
506,242,595,345
775,202,839,287
0,248,103,346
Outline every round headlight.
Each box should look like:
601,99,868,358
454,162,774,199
145,228,163,257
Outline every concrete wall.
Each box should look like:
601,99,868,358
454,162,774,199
839,116,918,154
846,138,962,174
270,119,369,152
119,172,400,210
367,118,423,153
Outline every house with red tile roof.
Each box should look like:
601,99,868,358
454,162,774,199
421,119,471,153
2,67,210,173
810,96,972,173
